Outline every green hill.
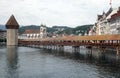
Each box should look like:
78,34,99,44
56,25,93,35
73,25,93,35
19,24,93,35
18,25,40,34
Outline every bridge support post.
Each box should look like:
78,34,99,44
72,46,80,52
53,46,56,50
116,47,119,56
86,46,92,56
59,45,64,51
116,47,120,62
5,15,19,46
55,46,58,50
56,45,59,50
100,47,106,53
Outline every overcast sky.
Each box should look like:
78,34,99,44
0,0,120,27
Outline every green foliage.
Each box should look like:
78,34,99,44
57,24,93,35
73,25,93,35
18,25,40,34
57,28,73,35
0,38,6,42
46,27,57,34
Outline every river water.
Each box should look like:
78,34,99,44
0,46,120,78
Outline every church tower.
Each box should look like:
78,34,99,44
40,24,47,38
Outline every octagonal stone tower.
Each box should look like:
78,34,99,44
6,15,19,46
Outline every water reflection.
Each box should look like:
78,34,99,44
6,46,19,78
42,47,120,77
0,46,119,78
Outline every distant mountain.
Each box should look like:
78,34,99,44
18,25,71,34
0,25,6,30
73,25,93,35
56,25,93,35
52,26,70,29
52,26,71,32
18,24,93,35
19,25,40,34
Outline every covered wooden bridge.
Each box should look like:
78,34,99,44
19,34,120,47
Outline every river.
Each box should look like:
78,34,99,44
0,46,120,78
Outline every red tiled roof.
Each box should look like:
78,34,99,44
110,10,120,20
23,29,40,34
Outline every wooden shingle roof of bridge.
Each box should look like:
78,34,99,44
19,34,120,42
52,35,120,41
73,35,120,41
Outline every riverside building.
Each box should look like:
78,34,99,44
89,7,120,35
19,24,47,39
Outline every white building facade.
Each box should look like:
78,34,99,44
40,24,47,38
19,24,47,39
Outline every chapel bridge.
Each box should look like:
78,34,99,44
18,34,120,48
5,15,120,53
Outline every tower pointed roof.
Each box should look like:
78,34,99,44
6,15,19,29
102,11,105,15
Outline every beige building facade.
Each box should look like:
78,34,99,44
89,7,120,35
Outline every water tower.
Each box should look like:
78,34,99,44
5,15,19,46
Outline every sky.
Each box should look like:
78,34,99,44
0,0,120,27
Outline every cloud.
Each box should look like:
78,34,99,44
0,0,119,27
